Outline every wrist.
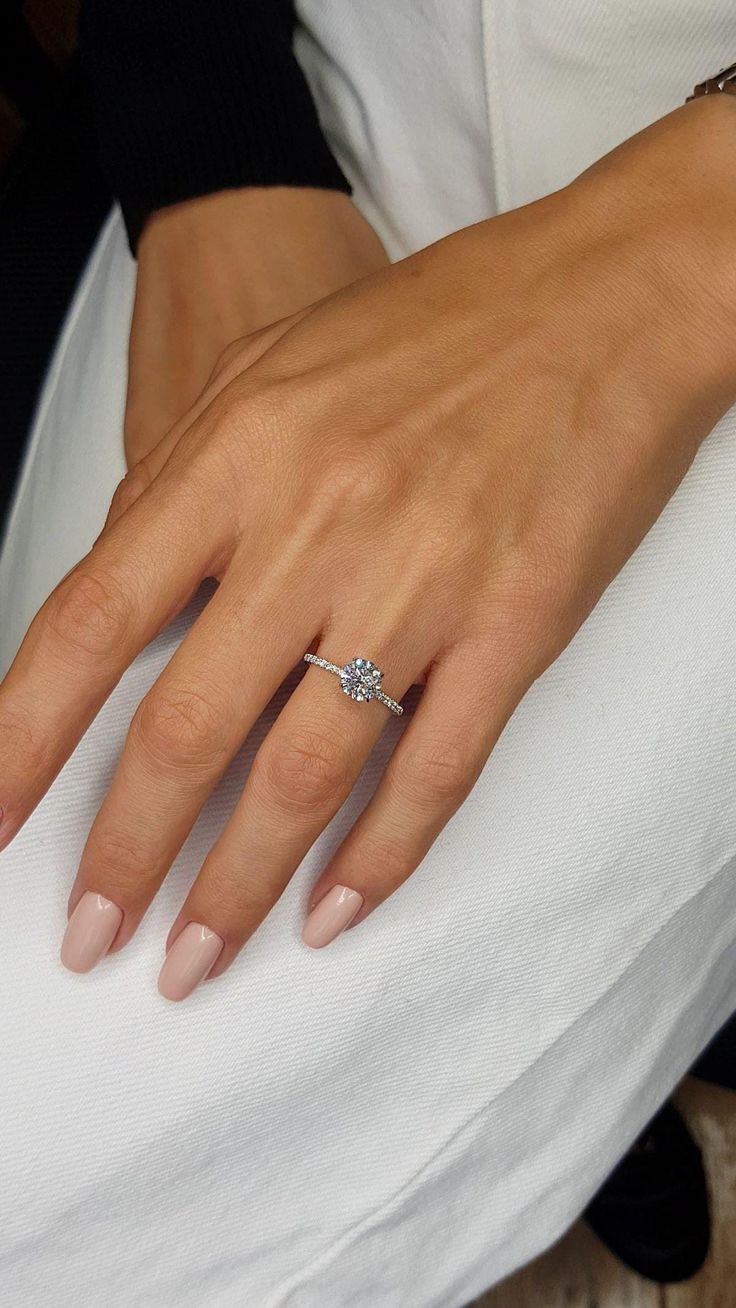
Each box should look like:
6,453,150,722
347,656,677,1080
137,188,387,306
568,96,736,404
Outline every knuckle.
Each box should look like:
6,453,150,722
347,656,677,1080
257,728,353,814
353,831,410,885
211,332,272,384
213,337,250,379
422,512,464,564
319,447,403,515
45,568,134,660
395,735,472,807
85,829,153,904
417,504,477,578
132,684,228,771
109,465,151,518
0,705,51,775
197,860,269,927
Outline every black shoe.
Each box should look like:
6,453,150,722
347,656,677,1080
584,1101,710,1283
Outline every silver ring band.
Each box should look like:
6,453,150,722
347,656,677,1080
304,654,404,716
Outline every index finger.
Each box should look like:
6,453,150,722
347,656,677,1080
0,462,224,849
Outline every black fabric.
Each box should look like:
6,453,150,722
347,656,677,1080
0,61,111,536
0,1,62,122
80,0,351,251
584,1102,710,1284
692,1011,736,1090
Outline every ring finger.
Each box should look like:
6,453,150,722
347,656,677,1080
157,629,429,999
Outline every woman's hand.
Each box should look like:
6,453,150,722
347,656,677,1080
1,97,734,999
125,187,388,467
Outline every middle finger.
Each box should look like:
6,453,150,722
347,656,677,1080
60,564,321,970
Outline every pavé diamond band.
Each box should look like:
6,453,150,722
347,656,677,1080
303,654,404,716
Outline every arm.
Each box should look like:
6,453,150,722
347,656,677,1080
80,0,386,468
4,94,735,994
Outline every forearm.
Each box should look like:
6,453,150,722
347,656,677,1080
137,188,387,325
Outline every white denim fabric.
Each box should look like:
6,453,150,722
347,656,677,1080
1,3,736,1305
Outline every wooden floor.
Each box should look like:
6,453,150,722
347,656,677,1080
471,1080,736,1308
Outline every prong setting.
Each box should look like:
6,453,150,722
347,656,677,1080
340,657,382,702
303,653,403,715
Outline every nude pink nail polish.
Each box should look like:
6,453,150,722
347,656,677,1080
302,885,364,949
158,923,224,1001
60,892,123,973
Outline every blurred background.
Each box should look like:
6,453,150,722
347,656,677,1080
0,0,108,528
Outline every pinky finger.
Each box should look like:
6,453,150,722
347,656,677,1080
302,642,534,948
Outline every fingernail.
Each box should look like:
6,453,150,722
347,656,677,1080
60,891,123,973
158,923,224,1002
302,885,364,949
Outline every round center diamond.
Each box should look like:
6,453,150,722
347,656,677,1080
340,657,382,702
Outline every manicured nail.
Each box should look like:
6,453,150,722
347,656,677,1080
158,923,224,1002
60,891,123,973
302,885,364,949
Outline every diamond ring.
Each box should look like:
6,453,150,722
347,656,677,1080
303,654,404,716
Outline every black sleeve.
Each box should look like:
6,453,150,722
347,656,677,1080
80,0,351,252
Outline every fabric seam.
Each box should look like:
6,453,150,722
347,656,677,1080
481,0,511,212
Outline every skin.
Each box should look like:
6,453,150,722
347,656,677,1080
125,187,388,467
1,96,735,991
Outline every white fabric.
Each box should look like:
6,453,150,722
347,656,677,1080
1,3,736,1305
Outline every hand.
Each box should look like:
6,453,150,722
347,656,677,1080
1,98,734,999
124,187,388,467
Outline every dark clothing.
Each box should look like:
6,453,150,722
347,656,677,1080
80,0,349,250
0,62,111,532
